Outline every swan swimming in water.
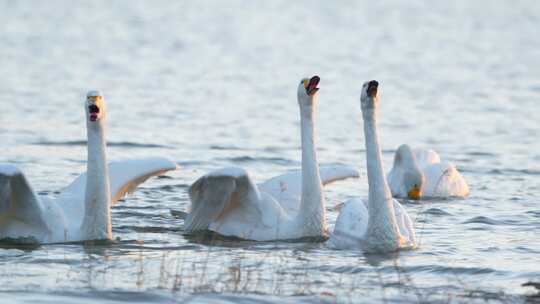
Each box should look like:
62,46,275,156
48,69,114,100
0,91,178,244
387,144,469,199
331,80,417,252
182,76,359,241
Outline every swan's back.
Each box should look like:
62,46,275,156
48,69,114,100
423,162,469,197
413,149,469,197
414,149,441,167
331,198,369,248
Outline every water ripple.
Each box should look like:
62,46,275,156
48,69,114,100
32,140,172,149
218,156,297,165
462,216,530,226
421,208,453,216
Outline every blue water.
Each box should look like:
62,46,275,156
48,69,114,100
1,1,539,303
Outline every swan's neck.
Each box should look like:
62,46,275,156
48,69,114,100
80,119,112,240
299,104,326,237
362,107,402,251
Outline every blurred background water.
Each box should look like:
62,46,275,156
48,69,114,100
1,1,539,303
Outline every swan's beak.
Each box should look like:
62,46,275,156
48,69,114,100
367,80,378,98
407,185,421,200
87,96,101,122
304,76,320,96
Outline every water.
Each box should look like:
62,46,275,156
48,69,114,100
1,1,539,303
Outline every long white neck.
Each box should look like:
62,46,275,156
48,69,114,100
299,103,326,237
80,118,112,240
362,106,403,252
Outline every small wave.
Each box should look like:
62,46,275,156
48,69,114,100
219,156,296,165
421,208,452,216
118,244,202,251
462,216,527,226
463,216,503,225
380,264,498,275
111,211,154,218
157,184,188,192
513,246,540,254
3,290,183,304
209,145,243,150
526,210,540,218
114,225,183,233
488,168,540,176
465,151,497,157
303,265,368,274
114,205,162,210
177,160,206,166
32,140,172,149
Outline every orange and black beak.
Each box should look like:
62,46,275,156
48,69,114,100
303,75,320,96
367,80,378,98
407,185,421,200
87,96,101,122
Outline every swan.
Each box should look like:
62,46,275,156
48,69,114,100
331,80,416,252
0,91,178,244
387,144,469,199
183,76,359,241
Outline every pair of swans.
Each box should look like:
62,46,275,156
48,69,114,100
183,78,418,252
0,91,178,244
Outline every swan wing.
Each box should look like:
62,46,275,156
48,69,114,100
185,167,263,233
0,164,48,231
258,164,359,210
59,157,178,205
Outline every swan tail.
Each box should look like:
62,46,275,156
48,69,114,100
184,175,237,233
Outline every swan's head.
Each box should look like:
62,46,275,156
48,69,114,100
360,80,379,109
85,90,106,123
394,144,425,200
404,170,424,200
297,75,320,107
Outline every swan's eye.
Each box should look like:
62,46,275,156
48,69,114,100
87,96,102,103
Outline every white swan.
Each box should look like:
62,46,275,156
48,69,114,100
0,91,178,244
387,144,469,199
183,76,359,241
331,80,416,252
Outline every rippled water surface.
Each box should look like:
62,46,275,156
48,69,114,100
1,1,540,303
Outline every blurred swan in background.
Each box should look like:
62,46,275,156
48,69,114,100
0,91,178,244
387,144,469,199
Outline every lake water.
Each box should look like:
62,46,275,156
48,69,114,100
1,1,539,303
